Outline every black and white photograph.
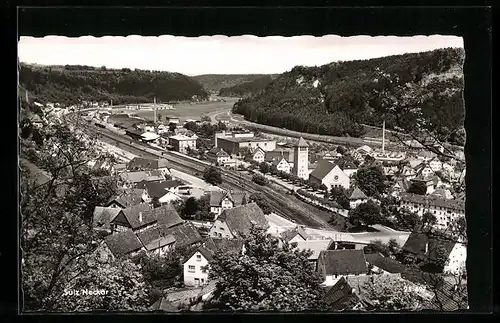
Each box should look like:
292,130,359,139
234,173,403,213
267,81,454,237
17,8,487,314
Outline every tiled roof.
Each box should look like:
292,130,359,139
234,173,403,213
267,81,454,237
119,170,164,184
318,250,368,276
209,190,246,207
143,234,176,251
105,230,143,257
400,193,465,211
265,149,293,163
212,238,244,254
365,253,407,274
349,187,368,200
281,226,309,242
127,157,163,171
107,189,145,208
93,206,122,230
309,159,337,181
294,240,333,261
426,281,468,311
185,246,215,264
402,231,457,263
121,203,154,229
140,180,185,198
324,277,362,311
165,222,203,249
218,203,269,238
207,147,230,157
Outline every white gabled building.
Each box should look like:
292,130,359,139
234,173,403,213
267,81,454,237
309,159,350,190
183,246,213,287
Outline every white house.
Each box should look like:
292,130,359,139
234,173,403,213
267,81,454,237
272,157,292,174
309,159,350,190
316,250,368,286
183,246,213,287
349,187,369,209
206,147,231,165
251,147,265,163
209,190,246,218
443,242,467,275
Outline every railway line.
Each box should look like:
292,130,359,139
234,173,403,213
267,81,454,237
65,113,330,228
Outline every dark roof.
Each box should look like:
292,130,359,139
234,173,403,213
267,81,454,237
184,246,215,264
309,159,337,181
324,277,362,311
212,238,244,254
150,297,179,312
217,203,269,238
202,236,218,252
295,137,309,147
121,203,154,229
318,250,368,276
365,253,407,273
151,204,184,228
265,149,293,163
426,281,468,311
93,207,122,230
105,230,143,257
165,222,203,249
107,189,144,208
120,170,164,184
141,180,185,198
136,224,176,250
400,193,465,211
281,226,309,242
402,231,457,263
349,187,368,200
127,157,164,171
209,190,246,207
207,147,230,157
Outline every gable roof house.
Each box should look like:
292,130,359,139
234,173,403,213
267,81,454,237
402,230,459,272
250,146,266,163
92,206,123,234
139,180,185,204
105,188,146,208
348,187,369,209
309,159,350,190
119,170,165,188
265,148,294,164
365,252,408,274
280,225,311,243
109,203,152,232
126,157,170,174
206,147,231,165
293,239,334,271
209,203,269,239
101,230,144,261
316,250,368,286
324,277,365,312
209,190,247,218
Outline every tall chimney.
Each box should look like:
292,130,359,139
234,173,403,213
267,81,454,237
425,242,429,254
382,119,386,153
139,212,143,223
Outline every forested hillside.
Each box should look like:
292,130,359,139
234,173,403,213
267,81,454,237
233,48,465,145
218,75,274,97
19,64,209,106
193,74,278,93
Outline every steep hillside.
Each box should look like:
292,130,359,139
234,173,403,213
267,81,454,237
19,64,209,106
218,75,274,97
233,48,465,145
193,74,278,93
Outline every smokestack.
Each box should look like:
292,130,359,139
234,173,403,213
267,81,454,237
425,242,429,254
382,119,386,153
139,212,143,223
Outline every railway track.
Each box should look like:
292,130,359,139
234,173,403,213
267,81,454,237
65,113,331,229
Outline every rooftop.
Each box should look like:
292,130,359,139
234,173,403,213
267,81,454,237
400,193,465,211
104,230,143,257
318,249,368,276
218,203,269,238
293,240,333,261
217,136,274,144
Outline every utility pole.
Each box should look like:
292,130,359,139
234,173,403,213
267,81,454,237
154,96,157,124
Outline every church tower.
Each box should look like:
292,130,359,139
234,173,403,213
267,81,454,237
293,137,309,180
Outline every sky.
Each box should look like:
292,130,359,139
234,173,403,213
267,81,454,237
18,35,463,76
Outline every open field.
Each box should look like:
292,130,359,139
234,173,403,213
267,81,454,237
113,98,238,123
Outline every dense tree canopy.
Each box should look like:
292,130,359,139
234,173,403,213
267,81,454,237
19,64,208,106
353,166,387,197
232,48,464,145
219,75,274,97
408,181,428,195
204,228,327,311
203,166,223,185
348,200,383,227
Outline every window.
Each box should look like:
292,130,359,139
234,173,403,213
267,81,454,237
264,143,267,146
201,278,205,283
188,265,195,273
196,254,202,261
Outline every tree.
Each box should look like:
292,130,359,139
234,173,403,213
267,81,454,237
204,228,327,311
168,123,177,132
336,145,347,155
184,197,199,217
252,174,268,186
21,123,124,311
387,238,400,255
238,147,252,160
203,166,222,185
309,181,320,191
408,181,427,195
395,209,422,231
249,193,272,215
140,252,183,287
184,121,199,133
354,166,387,197
359,274,433,311
259,162,270,174
200,115,211,123
348,200,382,228
422,211,438,226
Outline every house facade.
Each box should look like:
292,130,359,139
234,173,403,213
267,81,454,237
183,248,212,287
251,147,265,163
309,160,350,190
273,157,291,174
293,137,309,180
443,242,467,275
206,147,231,165
169,134,198,154
349,187,369,210
399,193,465,230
